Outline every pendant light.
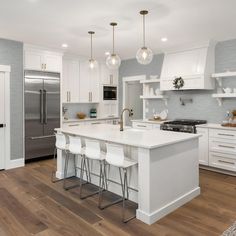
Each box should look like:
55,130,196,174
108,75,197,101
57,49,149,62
106,22,121,70
88,31,97,69
136,10,153,65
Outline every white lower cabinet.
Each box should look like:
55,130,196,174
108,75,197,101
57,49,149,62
196,127,209,165
197,126,236,173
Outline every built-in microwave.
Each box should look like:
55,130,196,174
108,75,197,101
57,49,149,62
103,86,117,100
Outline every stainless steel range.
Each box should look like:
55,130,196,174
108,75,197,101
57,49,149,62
160,119,207,133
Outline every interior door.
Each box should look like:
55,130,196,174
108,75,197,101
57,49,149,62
0,72,5,169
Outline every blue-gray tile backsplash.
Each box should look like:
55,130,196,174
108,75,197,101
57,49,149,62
119,39,236,123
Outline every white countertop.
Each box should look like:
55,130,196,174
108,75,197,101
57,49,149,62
131,119,171,124
197,123,236,131
56,124,200,149
63,116,119,123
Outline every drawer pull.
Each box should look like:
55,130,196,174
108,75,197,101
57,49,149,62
218,160,235,165
91,122,101,125
68,124,80,127
218,133,235,137
137,125,147,127
218,144,235,149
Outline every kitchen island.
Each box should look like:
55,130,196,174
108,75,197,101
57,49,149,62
55,124,201,225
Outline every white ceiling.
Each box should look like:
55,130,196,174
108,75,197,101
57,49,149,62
1,0,236,59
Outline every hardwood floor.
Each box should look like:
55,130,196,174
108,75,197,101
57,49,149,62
0,159,235,236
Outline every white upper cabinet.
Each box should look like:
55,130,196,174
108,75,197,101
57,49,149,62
100,63,118,85
160,41,215,90
24,46,62,72
62,59,80,103
79,61,100,103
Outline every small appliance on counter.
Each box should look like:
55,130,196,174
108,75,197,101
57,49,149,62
222,110,236,127
161,119,207,133
90,108,97,118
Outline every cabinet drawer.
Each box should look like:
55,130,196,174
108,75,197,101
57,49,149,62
209,129,236,140
209,138,236,155
132,122,153,130
209,152,236,172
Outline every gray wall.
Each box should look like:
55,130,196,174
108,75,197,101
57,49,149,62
119,39,236,123
0,39,23,160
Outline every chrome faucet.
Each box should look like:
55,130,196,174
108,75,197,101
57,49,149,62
120,108,133,131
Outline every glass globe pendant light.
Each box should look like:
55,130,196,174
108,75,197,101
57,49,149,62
88,31,97,69
106,22,121,70
136,10,153,65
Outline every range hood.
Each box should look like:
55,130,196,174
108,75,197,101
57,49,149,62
160,41,216,90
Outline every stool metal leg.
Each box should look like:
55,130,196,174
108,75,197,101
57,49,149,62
80,159,104,200
63,153,81,190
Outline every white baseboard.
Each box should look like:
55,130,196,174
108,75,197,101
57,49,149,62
6,158,25,170
136,187,200,225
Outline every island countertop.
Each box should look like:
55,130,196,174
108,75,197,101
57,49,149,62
56,124,201,149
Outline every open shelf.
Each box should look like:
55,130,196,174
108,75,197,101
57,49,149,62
140,95,168,105
212,93,236,106
140,79,160,84
212,71,236,78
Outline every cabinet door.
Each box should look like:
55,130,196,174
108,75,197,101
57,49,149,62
24,51,43,70
100,64,110,84
196,128,209,165
69,61,80,102
110,102,118,116
44,54,62,72
90,65,100,103
62,60,70,103
79,61,90,102
110,69,118,85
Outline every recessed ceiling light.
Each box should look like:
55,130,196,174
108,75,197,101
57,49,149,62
105,51,110,56
61,44,68,48
161,37,168,42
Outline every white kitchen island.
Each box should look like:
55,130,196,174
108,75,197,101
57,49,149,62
55,124,201,225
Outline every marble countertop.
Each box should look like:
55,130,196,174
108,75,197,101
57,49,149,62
56,124,200,149
196,123,236,131
63,116,119,123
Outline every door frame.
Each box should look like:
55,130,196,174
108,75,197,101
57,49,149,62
0,65,11,169
122,75,146,125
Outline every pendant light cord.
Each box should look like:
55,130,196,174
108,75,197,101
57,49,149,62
90,33,93,59
143,14,146,47
112,25,115,54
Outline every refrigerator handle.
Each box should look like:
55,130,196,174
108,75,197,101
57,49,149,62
43,89,48,124
40,89,44,124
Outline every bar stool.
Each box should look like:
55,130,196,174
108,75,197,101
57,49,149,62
80,139,107,200
63,135,88,190
99,143,138,223
51,132,69,183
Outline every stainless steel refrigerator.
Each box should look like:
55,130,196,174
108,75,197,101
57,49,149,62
24,70,60,161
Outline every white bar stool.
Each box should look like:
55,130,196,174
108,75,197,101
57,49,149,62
64,135,89,190
51,132,69,183
99,143,138,223
80,139,107,200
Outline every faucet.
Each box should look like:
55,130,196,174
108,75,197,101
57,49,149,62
120,108,133,131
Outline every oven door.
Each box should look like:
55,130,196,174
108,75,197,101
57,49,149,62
103,86,117,100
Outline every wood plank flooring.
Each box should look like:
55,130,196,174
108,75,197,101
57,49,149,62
0,159,235,236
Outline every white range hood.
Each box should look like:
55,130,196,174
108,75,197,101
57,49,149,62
160,41,216,90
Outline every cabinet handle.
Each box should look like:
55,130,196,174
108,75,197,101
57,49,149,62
41,64,44,70
44,64,47,70
218,133,235,137
218,160,235,165
137,125,147,128
88,92,90,102
91,92,92,101
68,124,80,127
218,144,235,149
67,91,69,102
